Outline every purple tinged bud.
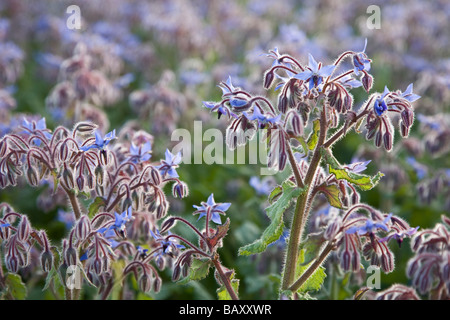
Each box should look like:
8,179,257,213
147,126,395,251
375,130,382,148
172,265,181,281
362,72,373,93
278,95,288,114
94,165,104,186
27,166,39,187
400,121,410,138
341,250,351,272
324,219,342,240
291,113,303,137
74,121,98,135
63,167,75,189
60,143,69,162
40,250,54,272
264,70,275,89
18,215,31,242
153,276,162,293
151,167,161,185
172,181,188,199
93,257,103,275
6,254,19,273
76,215,91,241
381,249,395,273
0,139,7,158
139,273,152,292
76,175,85,191
65,246,78,266
383,131,393,152
161,217,177,233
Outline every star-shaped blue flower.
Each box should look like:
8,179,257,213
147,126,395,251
346,214,392,235
294,54,336,91
218,76,239,97
150,229,184,255
157,149,182,179
400,83,421,103
21,117,52,146
352,39,371,75
193,194,231,225
129,142,152,163
80,129,116,152
243,107,281,128
374,86,390,116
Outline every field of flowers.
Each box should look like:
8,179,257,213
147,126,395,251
0,0,448,301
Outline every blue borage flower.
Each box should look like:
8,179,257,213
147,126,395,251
150,229,185,255
243,107,281,128
21,117,52,146
80,129,116,152
193,193,231,225
352,39,371,75
249,176,276,196
218,76,239,97
343,159,371,174
374,86,391,116
128,141,152,163
202,101,238,119
97,206,133,234
294,53,336,91
380,226,419,247
346,213,392,235
157,149,182,179
400,83,421,103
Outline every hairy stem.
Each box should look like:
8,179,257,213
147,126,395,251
281,99,328,290
212,256,239,300
62,185,83,220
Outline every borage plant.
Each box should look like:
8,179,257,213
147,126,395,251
202,41,421,299
0,120,237,299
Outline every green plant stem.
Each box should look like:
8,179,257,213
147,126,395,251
212,256,239,300
281,101,328,290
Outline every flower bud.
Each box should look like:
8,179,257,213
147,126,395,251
93,257,103,275
278,95,288,114
18,215,31,242
153,276,162,293
65,246,78,267
76,215,91,241
263,70,275,89
76,175,85,191
74,121,98,135
0,139,7,158
6,254,19,273
172,265,181,282
139,273,152,292
62,166,75,189
383,131,393,152
291,113,303,137
161,217,177,233
26,166,38,186
172,181,188,199
40,250,54,272
362,72,373,93
375,130,382,148
340,250,351,272
94,165,104,186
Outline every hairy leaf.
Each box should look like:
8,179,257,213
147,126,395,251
239,180,304,256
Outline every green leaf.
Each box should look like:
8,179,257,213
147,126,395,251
88,196,106,218
299,232,326,266
239,180,304,256
316,183,343,209
4,273,27,300
307,119,320,150
321,149,384,191
268,185,283,204
295,250,326,294
178,258,212,285
217,273,240,300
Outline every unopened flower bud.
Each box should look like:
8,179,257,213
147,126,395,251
263,70,275,89
65,246,78,266
26,167,39,187
6,254,19,273
76,175,85,191
172,181,188,199
383,131,393,152
40,250,54,272
94,165,104,186
76,215,91,241
291,113,303,137
172,265,181,282
161,217,177,233
139,273,152,292
362,72,373,93
74,121,98,135
62,166,75,189
153,276,162,293
17,215,31,242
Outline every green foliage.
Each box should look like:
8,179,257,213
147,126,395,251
238,180,303,256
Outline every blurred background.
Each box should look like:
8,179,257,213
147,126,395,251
0,0,448,299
